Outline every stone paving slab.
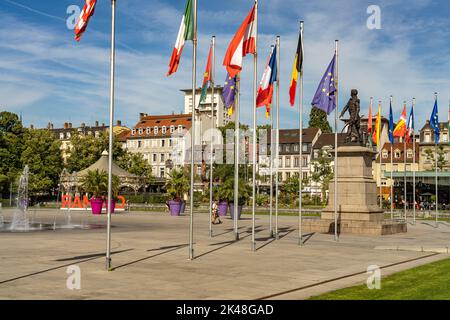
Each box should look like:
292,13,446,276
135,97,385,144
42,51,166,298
0,209,449,300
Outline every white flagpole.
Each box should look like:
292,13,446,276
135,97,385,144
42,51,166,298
234,75,240,241
412,98,416,225
435,92,439,228
105,0,116,271
209,36,215,238
275,43,280,240
379,101,382,208
269,45,274,238
189,0,198,260
251,0,258,251
334,40,339,242
298,21,304,246
390,95,394,220
403,101,407,222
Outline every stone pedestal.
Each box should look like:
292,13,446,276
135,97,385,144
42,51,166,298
304,146,407,235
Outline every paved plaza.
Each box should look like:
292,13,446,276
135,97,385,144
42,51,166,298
0,209,449,300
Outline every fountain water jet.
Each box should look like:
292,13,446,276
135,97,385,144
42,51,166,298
9,166,30,231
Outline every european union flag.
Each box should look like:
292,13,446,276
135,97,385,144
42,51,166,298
311,54,336,115
222,73,236,109
430,99,440,143
389,102,394,144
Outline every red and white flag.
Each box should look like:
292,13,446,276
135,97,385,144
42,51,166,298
74,0,97,41
256,46,277,117
223,5,256,78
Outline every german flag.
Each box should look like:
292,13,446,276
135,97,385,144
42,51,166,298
289,27,303,106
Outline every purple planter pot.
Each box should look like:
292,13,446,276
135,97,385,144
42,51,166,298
229,203,243,220
169,200,182,216
218,202,228,216
90,198,104,215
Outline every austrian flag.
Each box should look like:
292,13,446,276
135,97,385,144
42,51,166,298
74,0,97,41
167,0,194,76
223,4,257,78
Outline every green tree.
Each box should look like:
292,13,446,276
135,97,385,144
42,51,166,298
424,147,447,171
0,111,25,197
309,107,332,133
21,128,63,195
311,150,334,201
66,131,126,173
116,152,153,180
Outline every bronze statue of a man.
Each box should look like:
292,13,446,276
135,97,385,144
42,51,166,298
340,89,362,143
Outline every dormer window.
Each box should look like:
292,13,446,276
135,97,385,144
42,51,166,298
170,126,175,134
154,126,158,135
425,132,431,143
146,127,151,135
66,132,71,139
59,133,64,140
132,129,136,136
178,125,183,133
382,150,388,159
138,128,143,135
394,149,401,159
162,126,167,134
407,149,413,159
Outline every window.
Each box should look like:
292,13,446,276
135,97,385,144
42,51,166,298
285,157,291,168
66,132,71,139
161,154,165,162
170,126,175,134
154,126,158,135
293,144,299,152
302,157,308,167
138,128,143,135
160,167,165,178
294,157,300,167
146,127,151,135
286,172,291,179
153,154,157,162
161,139,165,147
278,145,282,153
425,132,431,143
407,149,413,159
382,151,388,159
178,125,183,133
59,133,64,140
443,133,449,142
302,143,308,152
132,129,136,136
162,126,167,134
95,131,100,138
394,149,401,159
169,139,173,147
302,172,308,180
278,157,283,168
138,141,142,148
286,145,290,153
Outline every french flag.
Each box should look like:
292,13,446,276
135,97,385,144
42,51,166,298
223,4,256,78
256,46,277,111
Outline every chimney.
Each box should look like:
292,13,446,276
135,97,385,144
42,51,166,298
64,122,69,129
116,120,122,126
102,123,105,126
139,113,145,120
426,120,430,125
51,123,54,130
81,123,86,128
95,121,99,127
47,122,51,129
68,123,72,128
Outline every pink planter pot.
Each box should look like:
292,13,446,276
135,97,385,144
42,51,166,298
169,200,182,216
90,198,104,215
218,202,228,216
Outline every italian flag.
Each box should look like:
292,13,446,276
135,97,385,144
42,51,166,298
167,0,193,76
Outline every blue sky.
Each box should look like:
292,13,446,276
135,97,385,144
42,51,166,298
1,0,450,130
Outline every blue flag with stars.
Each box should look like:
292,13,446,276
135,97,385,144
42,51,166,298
311,54,336,115
222,73,236,109
430,99,440,144
389,102,394,144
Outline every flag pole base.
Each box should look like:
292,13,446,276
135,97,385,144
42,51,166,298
269,229,274,238
251,241,256,252
209,230,213,238
298,237,303,246
105,257,112,271
234,232,239,241
189,248,194,260
275,232,279,240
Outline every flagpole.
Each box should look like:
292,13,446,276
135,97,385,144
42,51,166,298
251,0,258,252
209,36,215,238
188,0,198,260
435,92,439,228
334,40,339,242
369,97,373,149
105,0,116,271
269,46,274,238
234,74,240,241
274,45,280,241
298,21,304,246
403,101,407,222
412,98,416,225
379,101,382,208
390,95,394,220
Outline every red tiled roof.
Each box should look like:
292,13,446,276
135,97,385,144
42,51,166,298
127,114,192,139
376,142,419,163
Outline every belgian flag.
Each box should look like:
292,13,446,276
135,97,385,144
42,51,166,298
289,27,303,106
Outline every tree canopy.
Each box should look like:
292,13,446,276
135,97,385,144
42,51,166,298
309,107,332,133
